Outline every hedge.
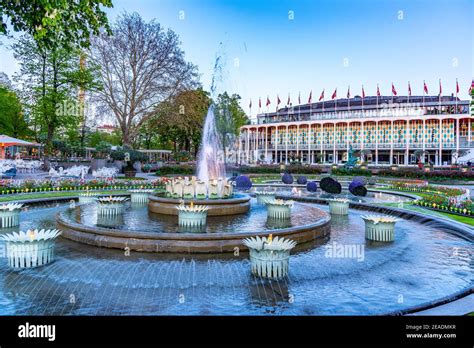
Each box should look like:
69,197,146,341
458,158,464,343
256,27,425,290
377,168,474,180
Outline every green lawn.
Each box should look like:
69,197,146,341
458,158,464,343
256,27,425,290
0,190,129,203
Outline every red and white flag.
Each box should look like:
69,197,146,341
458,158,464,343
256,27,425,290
308,90,312,104
319,89,325,101
287,93,291,105
423,81,428,94
408,82,412,96
439,79,442,96
469,81,473,95
258,97,262,109
331,88,337,100
456,79,459,94
376,84,381,97
347,86,350,99
391,83,397,96
277,94,281,106
266,96,271,107
362,86,365,99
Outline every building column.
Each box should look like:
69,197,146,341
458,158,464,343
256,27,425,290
390,121,394,165
469,118,472,144
245,128,250,164
439,119,443,166
275,127,278,164
375,122,379,165
456,118,460,154
333,124,336,164
265,126,268,162
346,122,350,159
422,119,426,162
296,124,300,158
361,122,364,151
308,125,311,164
320,125,324,163
405,120,410,165
285,125,289,164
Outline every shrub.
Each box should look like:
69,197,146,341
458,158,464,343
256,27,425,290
377,168,474,180
297,176,308,185
349,178,367,197
282,173,294,184
156,165,195,176
236,165,323,175
306,181,318,192
331,167,372,177
235,175,253,190
320,177,342,194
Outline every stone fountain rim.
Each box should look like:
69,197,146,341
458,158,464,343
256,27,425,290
148,193,251,205
56,201,330,242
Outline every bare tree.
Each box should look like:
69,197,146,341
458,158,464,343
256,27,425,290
89,12,199,145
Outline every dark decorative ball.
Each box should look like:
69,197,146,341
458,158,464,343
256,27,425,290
234,175,252,190
320,177,342,194
348,179,367,197
282,173,294,185
306,181,318,192
297,176,308,185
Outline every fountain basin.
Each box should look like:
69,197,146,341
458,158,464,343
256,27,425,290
56,201,331,253
148,194,251,216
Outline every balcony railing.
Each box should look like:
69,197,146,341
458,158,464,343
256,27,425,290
253,101,470,125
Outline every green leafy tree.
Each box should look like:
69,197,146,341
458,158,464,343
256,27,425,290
144,88,211,155
0,0,112,49
13,34,100,162
0,85,31,138
214,92,249,164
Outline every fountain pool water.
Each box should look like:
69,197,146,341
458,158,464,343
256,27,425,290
0,200,472,315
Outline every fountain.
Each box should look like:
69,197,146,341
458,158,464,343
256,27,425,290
266,199,294,219
1,229,61,268
96,196,128,216
243,234,296,279
0,203,23,228
196,105,226,182
328,198,350,215
56,51,331,253
362,215,398,242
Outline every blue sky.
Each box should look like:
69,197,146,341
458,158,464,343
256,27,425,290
0,0,472,119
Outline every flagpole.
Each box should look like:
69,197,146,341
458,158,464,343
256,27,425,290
298,92,301,120
361,85,364,112
309,91,312,119
455,78,458,113
407,81,410,105
423,80,425,109
439,79,441,114
347,86,350,112
391,82,394,104
376,83,379,111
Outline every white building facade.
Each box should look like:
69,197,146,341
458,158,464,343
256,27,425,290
239,95,473,166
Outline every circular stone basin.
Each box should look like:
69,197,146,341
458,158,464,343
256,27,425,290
57,199,330,253
148,193,251,216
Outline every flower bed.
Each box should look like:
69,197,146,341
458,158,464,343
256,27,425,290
0,178,164,196
413,199,473,217
387,182,466,198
